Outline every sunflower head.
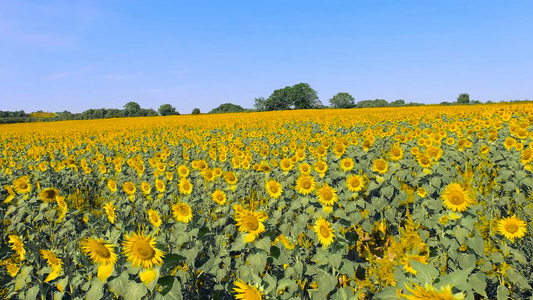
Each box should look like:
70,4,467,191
339,158,354,172
234,206,268,237
172,203,193,223
441,183,472,212
8,235,25,260
39,188,60,203
497,215,527,241
265,179,283,199
233,279,263,300
316,183,338,206
372,159,388,174
178,178,193,195
104,202,116,224
123,182,136,195
147,209,162,227
122,231,165,269
346,175,365,193
314,217,334,247
295,174,316,195
80,237,117,265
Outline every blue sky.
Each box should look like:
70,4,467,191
1,1,532,114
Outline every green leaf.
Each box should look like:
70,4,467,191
454,227,469,245
410,260,438,285
465,234,484,256
468,272,487,298
157,276,174,296
375,287,400,300
108,271,129,297
317,272,337,297
124,281,148,300
328,252,343,270
86,278,104,300
497,284,508,300
507,269,531,289
163,254,185,268
25,285,39,300
256,237,271,254
248,252,267,274
157,278,182,300
435,267,473,291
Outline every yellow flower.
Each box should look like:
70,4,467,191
140,182,151,195
147,209,162,227
298,163,312,174
403,283,464,300
212,189,227,205
107,179,117,193
339,158,355,172
155,179,165,193
5,262,19,277
314,217,334,247
390,147,404,161
224,171,238,186
372,159,388,174
39,188,61,203
104,202,116,224
80,237,117,265
416,154,432,169
265,179,283,199
346,175,365,193
13,177,31,194
177,165,189,178
295,174,316,195
139,268,158,285
8,235,25,260
3,185,15,203
178,178,193,195
97,264,114,282
233,279,263,300
316,183,338,206
234,204,268,240
123,182,136,195
416,187,427,198
497,215,527,241
313,160,328,177
40,250,63,282
172,203,193,223
441,183,472,212
122,231,165,269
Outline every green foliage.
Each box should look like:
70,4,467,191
457,93,470,104
158,104,179,116
124,102,141,116
208,103,245,114
329,92,355,109
356,99,389,108
258,83,322,111
191,108,201,115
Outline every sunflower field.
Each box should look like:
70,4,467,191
1,104,533,299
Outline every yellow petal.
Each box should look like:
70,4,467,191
97,264,114,282
44,271,60,282
139,269,157,285
244,233,256,243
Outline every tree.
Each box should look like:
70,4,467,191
457,93,470,104
209,103,245,114
329,92,355,108
389,99,405,107
123,102,141,116
192,108,200,115
159,104,178,116
253,97,267,112
289,83,320,110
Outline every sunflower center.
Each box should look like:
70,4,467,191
350,179,360,188
227,174,235,181
45,189,56,198
132,239,155,260
321,189,333,201
448,190,465,205
505,223,519,233
344,161,352,167
392,149,400,156
319,225,330,238
269,184,279,193
179,207,189,216
182,182,190,190
243,215,259,231
375,161,386,170
302,180,312,190
94,243,111,259
216,193,224,201
150,214,159,223
20,182,28,189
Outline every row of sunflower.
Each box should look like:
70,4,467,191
1,104,533,299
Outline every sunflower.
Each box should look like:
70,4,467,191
3,185,16,204
346,175,365,193
224,171,238,186
504,137,517,151
416,154,432,169
313,160,328,177
8,235,25,260
107,179,117,193
279,158,293,173
178,178,193,195
80,237,117,265
298,163,312,174
40,249,63,282
332,144,346,158
5,262,19,277
122,231,165,269
211,189,227,205
104,202,116,224
441,183,472,212
339,158,355,172
372,159,388,174
295,174,316,195
140,182,151,195
155,179,165,193
234,204,268,239
123,182,136,195
172,203,193,223
521,148,533,165
13,177,31,194
403,284,464,300
389,147,404,161
265,179,283,199
314,217,334,247
147,209,162,227
497,215,527,241
316,183,338,206
233,279,263,300
202,169,215,182
416,187,427,198
177,165,189,178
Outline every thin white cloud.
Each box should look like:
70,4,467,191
43,66,94,80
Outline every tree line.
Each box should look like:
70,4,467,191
0,84,527,124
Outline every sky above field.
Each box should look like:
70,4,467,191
1,1,532,114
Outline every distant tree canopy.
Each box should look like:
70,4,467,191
192,108,201,115
389,99,405,107
356,99,389,108
329,92,355,109
209,103,245,114
457,93,470,104
255,83,322,111
158,104,179,116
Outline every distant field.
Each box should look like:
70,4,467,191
1,104,532,299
